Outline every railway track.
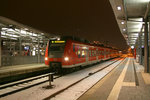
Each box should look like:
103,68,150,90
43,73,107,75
0,57,124,98
0,73,61,97
44,57,125,100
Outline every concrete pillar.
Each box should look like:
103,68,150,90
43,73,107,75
149,19,150,73
134,39,138,61
144,19,149,73
0,27,1,67
19,29,22,56
139,32,142,65
38,35,40,63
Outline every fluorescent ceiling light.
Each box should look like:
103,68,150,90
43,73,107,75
129,33,139,37
24,28,28,30
2,28,8,30
1,31,5,35
11,37,17,40
1,35,7,38
12,35,19,38
33,33,37,36
41,33,44,35
138,0,150,3
128,18,143,22
27,32,33,36
21,30,26,34
6,28,14,32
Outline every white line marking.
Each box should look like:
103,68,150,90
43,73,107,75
107,58,130,100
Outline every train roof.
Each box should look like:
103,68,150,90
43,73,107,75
60,36,90,44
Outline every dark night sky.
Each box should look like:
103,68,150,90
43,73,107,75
0,0,128,50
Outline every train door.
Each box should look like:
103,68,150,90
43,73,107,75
104,48,106,60
86,47,89,62
96,48,98,60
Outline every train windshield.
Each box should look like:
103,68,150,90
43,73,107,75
49,40,66,51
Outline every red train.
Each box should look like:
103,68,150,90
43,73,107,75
45,36,119,72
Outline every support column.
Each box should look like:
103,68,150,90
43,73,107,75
149,19,150,73
139,31,142,65
144,18,149,73
19,29,22,56
38,35,40,63
0,27,2,67
134,39,138,61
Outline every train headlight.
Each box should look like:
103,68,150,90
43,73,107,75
64,57,69,61
45,57,48,61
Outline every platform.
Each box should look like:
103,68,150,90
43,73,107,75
78,57,150,100
0,63,49,82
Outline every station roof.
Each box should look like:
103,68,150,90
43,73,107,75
0,16,59,42
109,0,150,48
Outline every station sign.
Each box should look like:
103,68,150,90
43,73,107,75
51,41,65,43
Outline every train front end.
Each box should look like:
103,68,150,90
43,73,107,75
45,40,66,72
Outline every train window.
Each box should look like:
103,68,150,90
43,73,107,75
82,50,85,57
99,51,101,55
78,50,81,58
97,50,99,55
92,50,94,56
73,44,75,52
49,43,65,51
93,50,94,56
89,50,91,56
90,50,92,56
92,50,95,56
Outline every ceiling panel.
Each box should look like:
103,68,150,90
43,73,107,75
109,0,150,47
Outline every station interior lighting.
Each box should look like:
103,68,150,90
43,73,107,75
130,33,139,37
21,30,26,34
128,18,143,22
123,28,126,31
121,21,124,24
32,51,36,56
117,6,121,11
57,38,60,40
140,0,150,3
131,46,134,49
24,28,28,30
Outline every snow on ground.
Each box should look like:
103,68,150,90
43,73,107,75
0,59,121,100
50,60,122,100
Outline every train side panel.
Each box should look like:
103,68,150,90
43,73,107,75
45,39,120,70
